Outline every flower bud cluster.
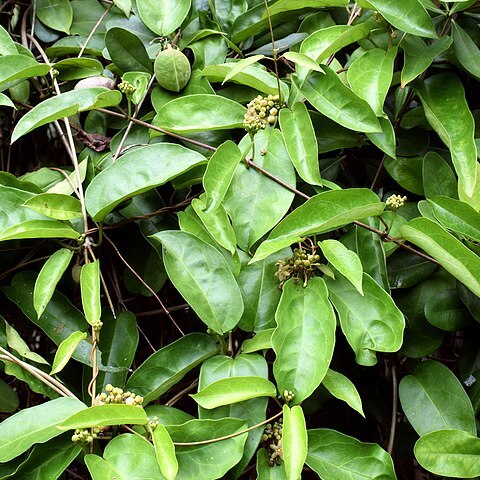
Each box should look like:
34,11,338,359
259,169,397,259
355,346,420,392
275,248,322,288
91,319,103,332
283,390,295,403
93,384,144,407
243,94,283,133
148,416,159,431
118,80,136,97
386,194,407,211
71,427,101,444
262,418,284,466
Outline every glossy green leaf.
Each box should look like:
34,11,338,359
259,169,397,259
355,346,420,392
153,424,178,480
241,329,274,353
422,151,458,200
452,21,480,80
297,68,381,133
4,318,48,364
306,429,397,479
322,369,364,417
387,250,437,289
415,73,477,197
11,87,122,143
414,429,480,478
0,92,15,109
0,378,19,413
125,333,218,403
366,115,397,158
384,156,424,195
319,239,363,295
281,51,324,72
50,331,87,375
80,260,101,326
151,230,243,334
0,25,18,55
154,94,245,133
23,193,82,220
0,55,50,91
36,0,73,33
400,217,480,297
347,47,397,116
283,405,307,480
192,376,276,409
279,102,322,185
59,404,148,429
326,272,405,366
272,277,336,404
137,0,191,36
223,54,265,84
113,0,131,16
0,219,80,242
399,360,476,436
401,35,453,87
267,0,347,17
55,58,104,81
364,0,436,38
252,189,385,263
425,289,472,331
0,397,86,462
85,143,206,221
105,27,152,73
224,129,295,251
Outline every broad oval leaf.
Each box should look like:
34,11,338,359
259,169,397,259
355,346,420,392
283,405,308,480
326,272,405,366
151,230,244,334
153,94,246,133
241,329,274,353
400,217,480,297
0,219,80,242
85,143,206,221
452,20,480,80
125,333,218,403
415,73,477,197
191,376,276,409
322,369,365,417
0,397,86,462
34,248,73,318
414,429,480,478
137,0,191,36
424,289,472,331
306,429,397,479
399,360,476,436
422,151,458,200
153,425,178,480
0,55,50,91
23,193,82,220
272,277,336,404
50,331,87,375
80,260,101,326
36,0,73,33
251,189,385,263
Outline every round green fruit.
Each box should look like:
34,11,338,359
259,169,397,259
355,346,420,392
154,48,191,92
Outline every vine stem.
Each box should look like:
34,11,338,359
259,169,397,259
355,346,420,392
387,364,398,454
263,0,282,102
78,3,113,58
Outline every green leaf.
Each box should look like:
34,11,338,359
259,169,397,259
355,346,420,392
400,217,480,297
36,0,73,33
452,21,480,80
85,143,206,221
415,73,477,197
11,88,122,143
401,35,453,87
113,0,131,16
0,397,86,462
23,193,82,220
306,429,397,479
322,369,365,417
414,429,480,478
326,272,405,366
105,27,152,73
422,152,458,200
223,54,265,84
0,378,19,413
191,376,276,409
151,230,243,334
0,25,18,55
384,156,424,195
267,0,347,17
224,129,296,252
283,405,307,480
364,0,436,38
297,67,380,133
0,92,16,109
281,51,324,72
0,55,50,91
137,0,191,36
4,318,48,364
50,331,87,375
0,219,80,242
241,329,274,353
279,103,322,186
399,360,476,436
58,404,148,429
272,277,336,404
125,333,218,403
80,260,101,326
203,140,242,211
152,425,178,480
366,115,397,159
251,189,385,263
425,289,472,331
319,239,363,295
153,94,245,133
387,250,437,289
256,448,287,479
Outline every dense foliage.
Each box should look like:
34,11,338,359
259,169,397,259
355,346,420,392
0,0,480,478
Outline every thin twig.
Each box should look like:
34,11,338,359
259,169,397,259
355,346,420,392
263,0,282,102
78,4,113,58
165,379,199,406
388,364,398,454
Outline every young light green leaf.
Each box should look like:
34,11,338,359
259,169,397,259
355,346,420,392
414,430,480,478
4,319,49,365
251,189,385,263
80,260,101,326
267,0,347,17
0,220,80,242
0,397,86,462
191,376,276,409
452,20,480,80
399,360,476,436
50,331,87,375
297,68,381,133
34,248,74,319
319,239,363,295
23,193,82,220
0,55,50,90
152,424,178,480
36,0,73,33
222,54,265,84
415,73,477,197
400,217,480,297
322,369,365,417
11,88,122,143
0,92,16,109
281,51,323,72
283,405,307,480
272,277,336,404
137,0,191,36
279,103,322,186
241,329,274,353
